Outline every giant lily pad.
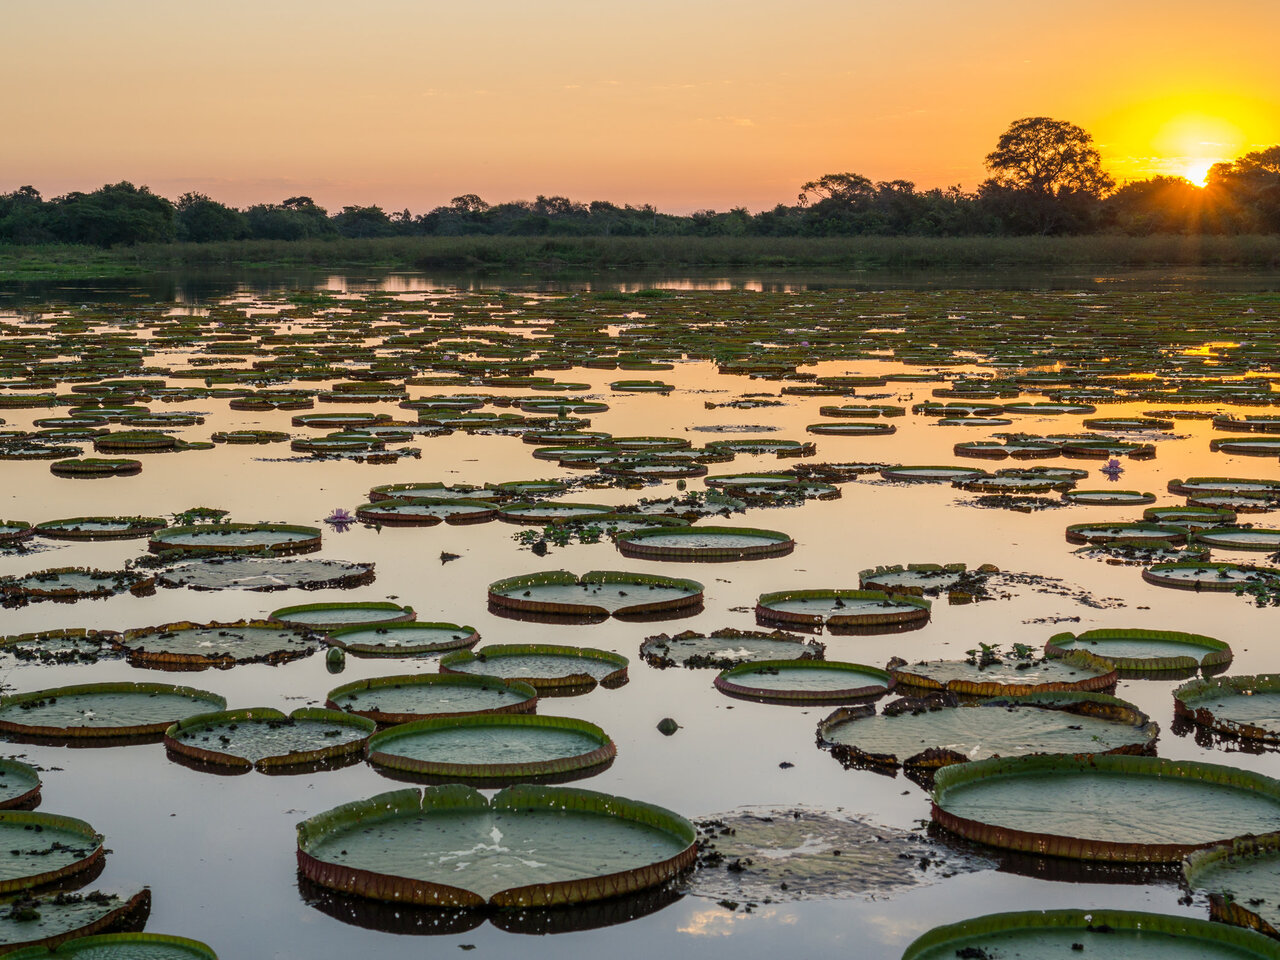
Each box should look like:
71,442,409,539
1175,675,1280,743
496,501,615,525
156,557,375,592
0,522,33,545
48,459,141,479
5,932,218,958
326,622,479,657
368,482,501,503
34,517,165,542
117,620,319,668
755,589,930,633
326,674,538,725
164,707,375,772
0,682,225,740
0,760,41,809
0,889,150,952
818,691,1157,771
488,570,703,622
639,628,825,669
267,601,415,631
0,812,103,894
714,659,892,704
354,498,497,526
1143,561,1280,591
1046,628,1232,675
148,523,321,556
1196,527,1280,552
615,525,794,562
932,754,1280,862
1185,834,1280,939
0,630,119,666
0,568,155,603
1065,521,1187,545
295,785,696,907
902,909,1280,960
366,714,615,785
439,644,628,692
889,650,1118,697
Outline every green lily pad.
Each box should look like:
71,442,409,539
615,525,794,562
889,650,1117,697
488,570,703,621
156,557,375,592
902,909,1280,960
325,622,479,657
932,754,1280,861
148,523,321,556
439,644,628,692
165,707,374,772
5,932,218,958
296,785,695,907
755,589,930,632
1046,628,1232,675
1185,834,1280,939
366,714,615,784
1175,675,1280,743
0,682,226,739
715,659,892,704
0,812,103,894
267,601,415,631
639,628,825,669
117,620,319,668
0,760,41,809
326,674,538,725
0,889,149,951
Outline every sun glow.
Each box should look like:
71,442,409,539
1179,157,1218,186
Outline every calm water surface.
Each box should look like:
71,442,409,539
1,271,1278,958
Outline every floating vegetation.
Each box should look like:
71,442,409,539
902,909,1280,960
889,648,1118,697
439,644,629,693
932,754,1280,862
0,682,225,740
858,562,1000,601
755,588,931,633
367,482,502,503
1184,834,1280,940
326,674,538,725
0,760,41,810
153,555,374,592
5,932,219,958
714,659,892,704
818,690,1157,772
615,525,795,562
117,620,319,669
34,517,166,542
1175,675,1280,743
1065,521,1187,546
0,630,120,666
148,523,321,556
164,707,375,773
210,429,290,444
267,601,415,631
879,465,987,483
354,498,497,526
0,812,103,895
0,567,155,605
1196,526,1280,552
48,459,141,479
0,889,150,952
488,570,703,622
639,628,825,669
326,622,479,657
1142,561,1280,594
295,785,695,907
691,808,989,903
1063,488,1157,505
366,714,615,785
1047,628,1232,676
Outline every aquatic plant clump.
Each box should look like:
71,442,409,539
439,644,629,692
1174,675,1280,743
615,525,795,562
326,674,538,725
148,523,322,557
488,570,703,621
818,691,1157,771
931,753,1280,862
295,785,696,907
755,588,931,632
0,682,226,739
714,659,893,704
1046,627,1232,675
325,622,479,657
901,909,1280,960
164,707,375,772
639,628,825,669
365,714,616,784
0,812,104,896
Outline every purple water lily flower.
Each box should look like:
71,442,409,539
324,507,355,532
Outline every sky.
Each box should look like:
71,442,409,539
2,0,1278,214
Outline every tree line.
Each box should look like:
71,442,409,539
2,118,1277,247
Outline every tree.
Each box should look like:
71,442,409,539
984,117,1113,198
798,172,874,207
48,182,175,246
175,192,246,242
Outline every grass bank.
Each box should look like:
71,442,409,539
3,234,1280,282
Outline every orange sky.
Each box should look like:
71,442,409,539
3,0,1278,213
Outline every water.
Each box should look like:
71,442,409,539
0,269,1279,957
